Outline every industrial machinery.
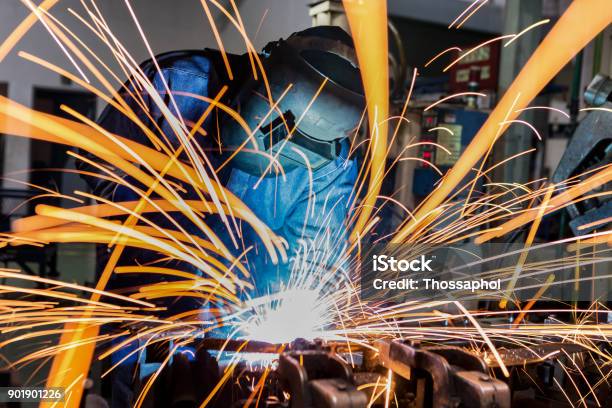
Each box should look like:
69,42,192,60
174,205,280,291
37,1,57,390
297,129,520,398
131,336,606,408
552,74,612,236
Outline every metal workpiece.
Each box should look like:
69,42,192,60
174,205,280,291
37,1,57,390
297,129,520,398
375,340,510,408
452,371,510,408
278,350,367,408
484,343,586,368
135,336,596,407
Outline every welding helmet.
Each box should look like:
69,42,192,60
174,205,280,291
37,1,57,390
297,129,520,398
221,26,365,176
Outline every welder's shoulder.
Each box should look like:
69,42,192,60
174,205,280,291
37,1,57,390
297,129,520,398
139,50,215,81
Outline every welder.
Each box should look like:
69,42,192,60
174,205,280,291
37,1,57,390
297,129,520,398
77,26,365,406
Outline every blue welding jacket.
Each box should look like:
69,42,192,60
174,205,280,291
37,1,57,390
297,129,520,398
81,49,358,304
225,140,357,293
84,50,359,407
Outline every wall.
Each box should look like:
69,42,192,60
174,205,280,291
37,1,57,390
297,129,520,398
216,0,311,53
388,0,504,34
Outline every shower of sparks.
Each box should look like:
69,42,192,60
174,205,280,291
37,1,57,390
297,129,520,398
0,0,610,407
237,288,331,343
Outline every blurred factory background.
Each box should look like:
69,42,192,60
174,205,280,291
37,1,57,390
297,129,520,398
0,0,610,287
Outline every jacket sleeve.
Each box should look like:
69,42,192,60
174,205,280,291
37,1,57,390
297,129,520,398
76,54,215,305
76,79,153,202
77,53,214,203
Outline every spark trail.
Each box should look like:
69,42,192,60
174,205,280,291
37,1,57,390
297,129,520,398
0,0,609,407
